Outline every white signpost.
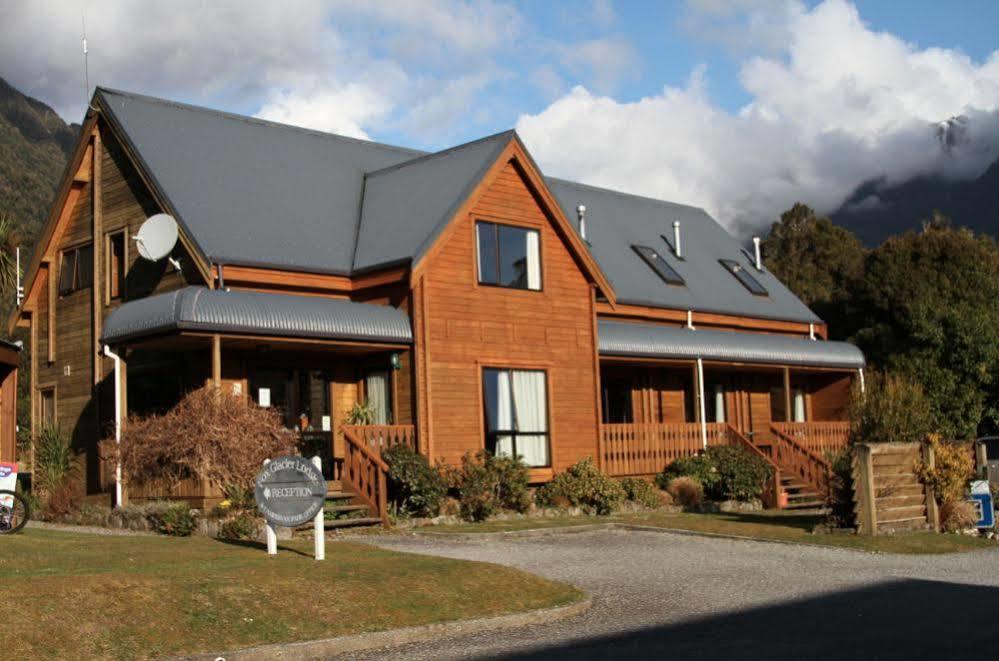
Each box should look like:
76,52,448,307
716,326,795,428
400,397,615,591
255,455,326,560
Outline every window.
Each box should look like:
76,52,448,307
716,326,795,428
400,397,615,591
634,245,685,285
482,368,549,467
707,383,727,423
720,259,768,296
365,369,393,424
601,378,633,424
40,388,55,427
58,243,94,295
107,232,126,300
792,388,806,422
475,221,541,290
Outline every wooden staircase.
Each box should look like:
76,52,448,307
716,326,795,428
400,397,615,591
768,425,832,511
322,479,383,529
779,475,825,510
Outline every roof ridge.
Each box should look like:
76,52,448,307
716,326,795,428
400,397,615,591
95,87,424,158
547,176,706,213
363,129,516,179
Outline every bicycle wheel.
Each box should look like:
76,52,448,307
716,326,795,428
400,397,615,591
0,490,29,534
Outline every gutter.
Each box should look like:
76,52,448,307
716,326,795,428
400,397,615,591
103,345,123,508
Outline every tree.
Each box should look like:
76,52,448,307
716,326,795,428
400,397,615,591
761,203,866,336
852,221,999,438
0,212,21,307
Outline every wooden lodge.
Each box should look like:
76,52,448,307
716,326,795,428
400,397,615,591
10,89,864,522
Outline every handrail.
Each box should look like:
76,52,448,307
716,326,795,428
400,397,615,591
341,426,389,526
726,425,781,509
770,425,832,498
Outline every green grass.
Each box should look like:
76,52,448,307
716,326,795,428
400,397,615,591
430,510,999,554
1,529,582,659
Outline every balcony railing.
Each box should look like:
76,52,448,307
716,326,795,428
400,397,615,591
341,424,417,454
600,422,729,477
771,421,850,459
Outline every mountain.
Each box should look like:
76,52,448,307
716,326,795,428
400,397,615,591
831,118,999,246
0,76,78,252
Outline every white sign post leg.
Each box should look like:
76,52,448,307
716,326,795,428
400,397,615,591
312,455,325,561
262,458,278,555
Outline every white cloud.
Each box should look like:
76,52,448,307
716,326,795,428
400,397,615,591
255,84,393,139
559,37,641,94
517,0,999,233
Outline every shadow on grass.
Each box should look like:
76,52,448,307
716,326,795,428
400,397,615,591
498,579,999,659
213,537,314,558
706,511,824,532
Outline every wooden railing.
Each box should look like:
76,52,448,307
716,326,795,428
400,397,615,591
769,425,832,498
726,425,781,509
341,426,391,526
601,422,728,477
341,424,417,454
771,421,849,459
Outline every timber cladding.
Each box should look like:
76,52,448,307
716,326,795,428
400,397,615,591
419,159,599,471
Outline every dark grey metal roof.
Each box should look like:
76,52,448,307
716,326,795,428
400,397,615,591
547,179,822,323
354,131,513,272
101,287,412,345
96,88,420,275
599,320,865,369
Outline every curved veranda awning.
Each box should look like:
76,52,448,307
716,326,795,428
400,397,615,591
598,319,865,369
101,286,412,346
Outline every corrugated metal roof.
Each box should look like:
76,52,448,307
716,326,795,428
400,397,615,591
598,320,865,369
101,287,412,345
548,179,821,323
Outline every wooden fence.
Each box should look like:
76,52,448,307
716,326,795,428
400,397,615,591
600,422,728,477
853,442,937,535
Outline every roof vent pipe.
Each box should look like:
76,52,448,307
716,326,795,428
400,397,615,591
576,205,587,242
672,221,682,258
809,323,816,340
752,236,762,271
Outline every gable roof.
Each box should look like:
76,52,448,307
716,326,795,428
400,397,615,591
91,88,820,324
546,179,821,323
354,131,514,272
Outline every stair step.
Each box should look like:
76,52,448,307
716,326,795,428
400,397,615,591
327,504,368,514
784,501,826,510
326,491,357,500
325,517,383,529
787,491,822,500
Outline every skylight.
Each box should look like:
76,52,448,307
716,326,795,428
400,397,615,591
720,259,768,296
633,245,685,286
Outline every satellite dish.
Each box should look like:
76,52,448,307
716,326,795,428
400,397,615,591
134,214,179,261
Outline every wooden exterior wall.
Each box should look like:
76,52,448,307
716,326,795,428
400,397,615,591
417,159,600,474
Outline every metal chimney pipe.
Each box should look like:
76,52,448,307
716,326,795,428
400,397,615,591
753,236,762,270
672,221,682,258
576,205,587,241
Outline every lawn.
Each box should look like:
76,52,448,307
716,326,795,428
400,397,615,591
429,510,999,555
1,528,582,659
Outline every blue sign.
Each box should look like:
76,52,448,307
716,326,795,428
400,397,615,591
969,494,995,529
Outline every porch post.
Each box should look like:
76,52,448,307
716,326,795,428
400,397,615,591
783,367,792,423
857,368,865,394
211,335,222,393
696,358,707,449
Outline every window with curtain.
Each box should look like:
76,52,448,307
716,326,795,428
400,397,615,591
365,370,392,424
475,221,541,290
793,388,806,422
710,384,726,423
482,368,549,467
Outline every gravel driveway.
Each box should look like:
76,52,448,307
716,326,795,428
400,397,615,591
347,527,999,660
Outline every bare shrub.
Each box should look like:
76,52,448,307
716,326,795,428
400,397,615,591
667,476,703,509
940,500,978,533
102,386,296,496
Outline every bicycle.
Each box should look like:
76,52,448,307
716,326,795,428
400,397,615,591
0,488,29,534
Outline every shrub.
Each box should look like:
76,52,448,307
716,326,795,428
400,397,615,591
443,451,532,522
667,476,703,509
940,500,978,533
345,400,376,425
383,444,448,517
705,445,773,501
156,502,197,536
849,371,935,445
916,436,975,508
34,425,79,515
657,446,772,502
219,513,260,540
619,477,660,509
826,447,856,529
537,458,626,515
104,386,297,498
657,454,718,494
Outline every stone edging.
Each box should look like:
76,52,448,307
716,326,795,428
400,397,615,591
179,596,592,660
25,520,159,537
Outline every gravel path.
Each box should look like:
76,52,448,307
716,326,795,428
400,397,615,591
347,528,999,659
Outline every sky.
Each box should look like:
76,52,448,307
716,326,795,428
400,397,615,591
2,0,999,234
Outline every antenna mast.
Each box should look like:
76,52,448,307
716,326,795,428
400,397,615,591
82,10,90,106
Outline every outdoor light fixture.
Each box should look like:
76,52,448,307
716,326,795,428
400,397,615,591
391,352,401,370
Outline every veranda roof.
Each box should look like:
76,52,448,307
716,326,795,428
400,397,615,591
598,319,865,369
101,287,412,345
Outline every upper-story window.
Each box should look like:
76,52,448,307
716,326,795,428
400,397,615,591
475,221,541,291
58,243,94,295
106,231,126,301
719,259,768,296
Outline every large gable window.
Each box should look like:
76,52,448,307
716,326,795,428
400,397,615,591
720,259,768,296
58,243,94,295
482,368,550,467
475,221,541,291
